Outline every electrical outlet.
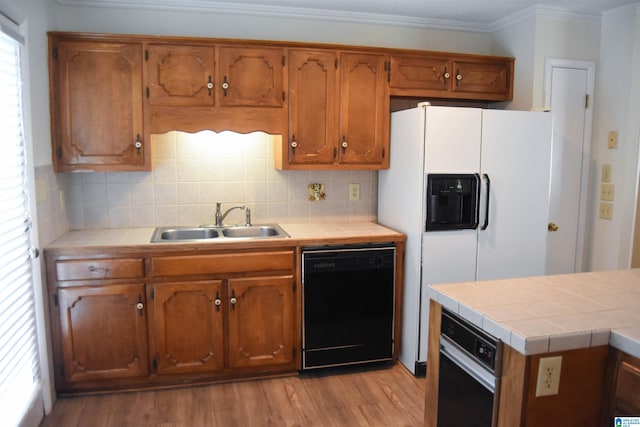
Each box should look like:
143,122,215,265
535,356,562,397
349,183,360,201
599,202,614,220
600,183,615,201
608,130,618,149
602,164,612,183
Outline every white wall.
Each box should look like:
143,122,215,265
490,15,537,110
490,10,601,111
589,5,640,270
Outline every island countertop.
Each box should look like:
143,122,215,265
427,269,640,358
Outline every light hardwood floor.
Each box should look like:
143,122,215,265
40,363,425,427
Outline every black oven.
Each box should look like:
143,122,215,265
437,308,502,427
301,244,395,370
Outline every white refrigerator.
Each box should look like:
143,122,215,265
378,104,552,374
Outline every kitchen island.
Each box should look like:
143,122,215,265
425,269,640,426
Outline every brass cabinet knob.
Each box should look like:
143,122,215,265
548,222,559,232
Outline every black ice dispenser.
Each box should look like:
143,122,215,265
426,174,480,231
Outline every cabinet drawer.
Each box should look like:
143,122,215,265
152,251,295,277
55,258,145,281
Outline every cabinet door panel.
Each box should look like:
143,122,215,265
451,60,511,97
389,55,449,92
288,49,339,165
52,41,145,170
219,46,285,107
147,44,215,106
339,53,390,167
57,284,148,382
615,358,640,415
228,275,295,369
151,281,224,374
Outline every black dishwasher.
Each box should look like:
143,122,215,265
301,244,396,370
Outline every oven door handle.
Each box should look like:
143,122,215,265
440,337,496,393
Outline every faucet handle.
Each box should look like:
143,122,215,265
245,208,251,226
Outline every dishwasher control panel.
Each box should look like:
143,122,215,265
441,308,500,372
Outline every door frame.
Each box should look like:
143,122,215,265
543,58,595,273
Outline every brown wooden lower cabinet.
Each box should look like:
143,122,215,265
47,248,298,393
150,280,225,375
55,283,149,383
227,275,295,369
603,348,640,421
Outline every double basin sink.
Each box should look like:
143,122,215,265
151,224,289,243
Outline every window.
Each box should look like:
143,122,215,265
0,24,42,427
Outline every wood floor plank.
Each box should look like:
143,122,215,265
40,363,425,427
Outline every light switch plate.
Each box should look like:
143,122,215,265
608,130,618,149
602,164,612,183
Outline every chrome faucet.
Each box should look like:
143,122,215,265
215,201,245,227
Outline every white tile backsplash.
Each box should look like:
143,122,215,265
51,131,377,229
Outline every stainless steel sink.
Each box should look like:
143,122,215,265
151,224,289,242
155,227,220,241
221,225,283,238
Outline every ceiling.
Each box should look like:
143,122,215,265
59,0,636,30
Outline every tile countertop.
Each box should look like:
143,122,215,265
427,269,640,358
45,222,405,248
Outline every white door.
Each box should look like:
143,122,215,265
544,59,595,274
476,110,552,280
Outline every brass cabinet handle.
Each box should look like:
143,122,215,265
548,223,559,232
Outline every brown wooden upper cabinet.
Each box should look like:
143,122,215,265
146,43,288,136
146,44,285,108
389,54,513,101
146,44,216,107
49,37,148,172
218,46,285,108
278,49,390,170
48,32,514,172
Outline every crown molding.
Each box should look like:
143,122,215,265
55,0,493,33
56,0,628,34
489,5,602,32
602,2,640,23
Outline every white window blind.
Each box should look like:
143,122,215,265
0,29,41,427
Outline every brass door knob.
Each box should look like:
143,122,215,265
548,222,559,232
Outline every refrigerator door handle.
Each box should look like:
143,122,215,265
481,173,491,230
473,173,481,229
